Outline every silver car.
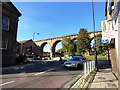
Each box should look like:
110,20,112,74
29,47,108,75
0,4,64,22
64,56,89,69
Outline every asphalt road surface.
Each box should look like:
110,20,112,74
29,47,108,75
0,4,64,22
1,60,83,89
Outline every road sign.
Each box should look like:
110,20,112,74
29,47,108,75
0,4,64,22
102,31,115,39
101,20,116,42
101,39,109,44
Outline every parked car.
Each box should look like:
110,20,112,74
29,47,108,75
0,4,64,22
64,56,89,69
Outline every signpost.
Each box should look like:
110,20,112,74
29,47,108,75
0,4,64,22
101,20,117,43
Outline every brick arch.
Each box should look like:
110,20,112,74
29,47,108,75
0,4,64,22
40,42,51,57
89,34,102,55
72,38,77,41
90,33,102,43
35,31,102,58
51,40,62,57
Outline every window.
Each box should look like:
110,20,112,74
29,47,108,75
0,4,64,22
2,16,10,30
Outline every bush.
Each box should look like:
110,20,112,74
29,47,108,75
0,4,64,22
16,54,26,65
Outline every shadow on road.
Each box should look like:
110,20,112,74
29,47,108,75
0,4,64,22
1,61,67,75
2,60,111,75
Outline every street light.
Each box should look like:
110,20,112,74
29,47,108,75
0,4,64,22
92,0,98,71
32,32,39,57
33,32,39,41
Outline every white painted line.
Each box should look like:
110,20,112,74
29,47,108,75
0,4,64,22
34,72,45,75
0,81,15,86
34,67,61,76
34,69,54,76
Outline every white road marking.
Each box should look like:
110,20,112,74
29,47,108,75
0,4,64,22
34,72,45,75
34,67,61,76
0,81,15,86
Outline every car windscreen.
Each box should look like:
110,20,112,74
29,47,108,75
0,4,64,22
69,57,82,61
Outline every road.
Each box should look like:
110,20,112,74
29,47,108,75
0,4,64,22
1,60,83,89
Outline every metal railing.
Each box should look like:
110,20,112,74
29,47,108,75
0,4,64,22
83,60,95,80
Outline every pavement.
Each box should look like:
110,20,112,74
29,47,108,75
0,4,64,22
70,60,118,90
87,60,118,89
88,68,118,89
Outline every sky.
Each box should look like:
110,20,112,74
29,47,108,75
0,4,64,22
13,2,106,52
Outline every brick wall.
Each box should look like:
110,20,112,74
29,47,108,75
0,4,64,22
110,48,118,73
110,42,118,77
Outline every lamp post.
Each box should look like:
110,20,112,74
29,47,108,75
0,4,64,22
92,0,98,71
33,32,39,41
32,32,39,56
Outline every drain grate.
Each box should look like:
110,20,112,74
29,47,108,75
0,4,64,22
108,80,113,82
98,77,105,79
108,83,117,87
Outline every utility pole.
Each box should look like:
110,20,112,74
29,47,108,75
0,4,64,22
92,0,98,71
32,32,39,56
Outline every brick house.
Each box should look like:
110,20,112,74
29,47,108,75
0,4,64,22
105,0,120,78
17,40,41,59
1,1,21,66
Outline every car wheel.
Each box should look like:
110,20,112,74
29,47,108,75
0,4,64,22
81,64,83,70
77,64,83,70
77,64,81,69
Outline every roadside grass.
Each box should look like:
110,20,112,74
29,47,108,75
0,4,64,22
85,55,108,60
61,55,108,61
62,57,69,61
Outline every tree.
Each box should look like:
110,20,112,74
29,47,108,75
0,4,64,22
62,37,75,56
77,28,91,55
95,37,102,54
92,33,108,55
56,48,65,53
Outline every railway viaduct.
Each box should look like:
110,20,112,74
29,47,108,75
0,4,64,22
35,31,101,58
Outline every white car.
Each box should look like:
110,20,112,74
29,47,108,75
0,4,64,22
64,56,89,69
53,57,62,61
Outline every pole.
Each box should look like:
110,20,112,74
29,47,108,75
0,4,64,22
107,44,111,66
32,32,35,59
33,32,35,41
32,32,39,55
92,0,98,71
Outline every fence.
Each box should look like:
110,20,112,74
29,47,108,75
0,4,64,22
83,60,95,82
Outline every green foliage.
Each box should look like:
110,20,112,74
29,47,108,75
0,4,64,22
96,37,102,54
62,37,75,56
85,55,107,60
77,28,91,55
94,36,108,55
56,48,65,53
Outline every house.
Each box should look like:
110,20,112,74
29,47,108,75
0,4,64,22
105,0,120,78
1,1,21,66
17,39,41,59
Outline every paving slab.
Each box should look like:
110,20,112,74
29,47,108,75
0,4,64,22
88,68,118,89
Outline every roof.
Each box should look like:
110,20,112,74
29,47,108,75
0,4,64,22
2,1,22,17
16,41,21,46
18,40,33,44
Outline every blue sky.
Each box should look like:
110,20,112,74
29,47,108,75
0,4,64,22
13,2,106,52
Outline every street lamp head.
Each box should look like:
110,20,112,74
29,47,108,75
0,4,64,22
37,33,39,35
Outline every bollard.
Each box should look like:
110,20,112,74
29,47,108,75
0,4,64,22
87,62,89,75
90,61,92,72
92,61,93,71
84,62,86,77
84,62,87,83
